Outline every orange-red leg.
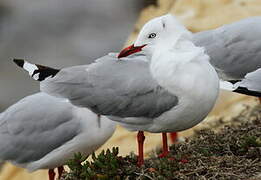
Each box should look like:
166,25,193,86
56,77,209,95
137,131,145,167
169,132,178,144
58,166,64,179
158,132,169,158
48,169,55,180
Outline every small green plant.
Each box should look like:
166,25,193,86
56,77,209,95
64,147,124,180
90,147,121,178
66,152,89,179
62,105,261,180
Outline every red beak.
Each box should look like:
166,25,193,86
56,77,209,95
118,44,146,58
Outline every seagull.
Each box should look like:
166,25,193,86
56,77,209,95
14,15,261,164
14,14,219,166
193,16,261,101
124,16,261,144
0,92,116,180
168,16,261,143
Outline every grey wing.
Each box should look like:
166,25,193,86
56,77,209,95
193,17,261,80
0,93,81,164
40,54,178,118
219,68,261,97
233,68,261,96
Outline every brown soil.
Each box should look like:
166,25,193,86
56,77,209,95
62,105,261,180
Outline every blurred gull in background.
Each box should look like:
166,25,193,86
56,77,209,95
193,17,261,100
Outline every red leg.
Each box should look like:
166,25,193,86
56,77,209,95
48,169,55,180
158,132,169,158
58,166,64,179
169,132,178,144
259,97,261,104
137,131,145,167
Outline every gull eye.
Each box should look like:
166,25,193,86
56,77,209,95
148,33,156,39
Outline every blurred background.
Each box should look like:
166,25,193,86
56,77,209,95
0,0,260,179
0,0,156,112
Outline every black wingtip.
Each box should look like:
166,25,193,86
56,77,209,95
13,59,25,68
233,87,261,97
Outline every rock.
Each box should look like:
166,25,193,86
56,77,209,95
126,0,261,43
172,0,261,32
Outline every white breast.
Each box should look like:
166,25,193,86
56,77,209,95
147,47,219,133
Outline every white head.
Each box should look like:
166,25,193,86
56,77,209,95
118,14,192,58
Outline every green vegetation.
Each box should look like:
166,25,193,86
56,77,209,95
61,105,261,180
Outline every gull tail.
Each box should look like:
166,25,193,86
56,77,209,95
220,80,261,97
13,59,60,81
220,69,261,97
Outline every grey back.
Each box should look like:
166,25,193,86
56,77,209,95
193,17,261,80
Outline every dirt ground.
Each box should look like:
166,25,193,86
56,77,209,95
62,105,261,180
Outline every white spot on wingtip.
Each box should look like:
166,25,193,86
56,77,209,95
23,61,38,76
32,73,40,80
32,73,54,81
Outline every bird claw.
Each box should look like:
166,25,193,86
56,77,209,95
158,151,169,158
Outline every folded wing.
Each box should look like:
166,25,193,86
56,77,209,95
0,93,81,164
194,17,261,80
39,54,178,118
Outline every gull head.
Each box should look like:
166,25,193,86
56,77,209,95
118,14,192,58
